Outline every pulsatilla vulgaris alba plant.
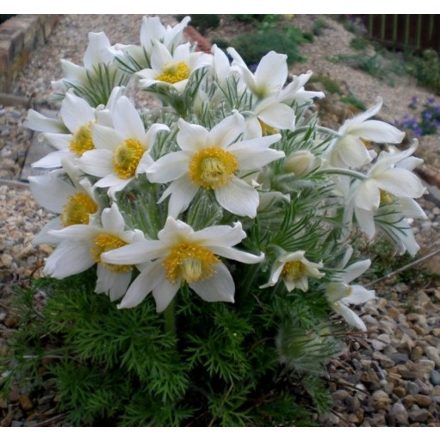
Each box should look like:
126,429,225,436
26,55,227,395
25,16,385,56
19,16,426,426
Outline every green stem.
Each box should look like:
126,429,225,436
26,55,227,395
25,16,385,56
164,298,176,336
316,167,367,181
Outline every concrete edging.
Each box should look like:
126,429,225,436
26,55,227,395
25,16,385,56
0,15,60,93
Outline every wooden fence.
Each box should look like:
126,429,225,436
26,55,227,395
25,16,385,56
357,15,440,52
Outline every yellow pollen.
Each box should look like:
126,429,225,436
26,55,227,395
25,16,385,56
259,120,279,136
91,233,131,273
69,123,95,156
61,192,98,227
163,241,219,284
112,138,145,179
282,260,306,282
189,146,238,189
380,190,393,205
155,62,190,84
361,139,374,149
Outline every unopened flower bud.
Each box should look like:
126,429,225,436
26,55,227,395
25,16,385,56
284,150,315,176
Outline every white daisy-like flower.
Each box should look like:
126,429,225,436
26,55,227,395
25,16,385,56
261,250,324,292
325,247,375,332
29,158,99,245
51,32,122,95
44,204,144,301
227,48,288,99
27,87,125,169
101,217,264,312
326,98,405,169
146,112,284,218
137,41,211,92
78,96,169,198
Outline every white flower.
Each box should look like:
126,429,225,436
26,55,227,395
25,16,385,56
29,158,99,245
325,247,375,331
44,204,144,301
327,98,405,168
261,250,324,292
137,41,211,92
101,217,264,312
227,48,288,99
51,32,121,94
27,87,125,169
140,15,190,54
284,150,316,177
278,70,325,106
146,112,284,218
78,96,169,198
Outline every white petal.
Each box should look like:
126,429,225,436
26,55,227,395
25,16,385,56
29,171,75,213
343,285,375,305
398,198,427,219
209,112,245,147
33,217,64,246
60,59,87,83
258,102,295,130
24,109,66,133
157,216,195,244
177,119,209,152
140,16,164,48
102,239,166,265
160,176,199,218
44,240,94,279
355,207,376,240
349,97,383,126
260,261,285,288
44,133,72,151
144,123,170,149
146,151,189,183
215,176,259,218
112,96,145,140
355,180,380,211
152,276,180,313
255,51,288,95
31,150,66,169
118,261,163,309
190,262,235,303
60,92,95,133
95,174,128,189
95,265,132,301
101,204,125,233
49,224,99,240
208,244,264,264
151,41,173,70
93,125,123,150
192,222,246,247
83,32,114,68
348,120,405,144
78,149,113,177
333,302,367,332
376,169,425,199
330,135,372,168
342,259,371,284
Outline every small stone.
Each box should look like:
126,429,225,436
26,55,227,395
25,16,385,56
368,412,386,426
333,389,350,401
371,390,391,410
390,402,409,425
411,346,424,362
432,329,440,337
415,291,431,307
406,381,420,395
0,253,13,267
377,334,391,344
0,312,6,322
371,339,387,351
425,347,440,367
409,408,430,423
11,421,24,427
394,386,406,398
414,378,432,395
417,359,435,376
402,395,415,408
398,333,415,351
414,394,432,408
4,314,18,328
387,307,400,320
430,369,440,386
389,352,409,364
373,352,395,368
18,395,33,411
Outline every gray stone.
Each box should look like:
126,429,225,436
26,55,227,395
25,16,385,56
430,369,440,386
371,390,391,410
390,402,409,426
389,352,409,364
406,381,420,395
409,408,430,423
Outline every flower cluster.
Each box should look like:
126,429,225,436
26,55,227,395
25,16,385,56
398,96,440,137
26,16,426,331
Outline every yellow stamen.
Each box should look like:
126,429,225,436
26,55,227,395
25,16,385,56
259,120,279,136
91,233,131,273
69,123,94,156
163,241,219,284
61,192,98,227
282,260,306,282
112,138,145,179
380,190,393,205
155,62,190,84
189,146,238,189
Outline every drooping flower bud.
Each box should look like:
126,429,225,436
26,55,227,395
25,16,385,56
284,150,315,177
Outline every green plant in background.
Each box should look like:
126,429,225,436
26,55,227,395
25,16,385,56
176,14,220,34
350,36,369,51
312,17,328,37
408,49,440,95
340,94,366,111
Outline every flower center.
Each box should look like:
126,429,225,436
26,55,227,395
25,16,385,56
259,120,279,136
189,146,238,189
61,192,98,227
163,241,219,284
112,138,145,179
379,190,393,206
69,123,94,156
282,260,306,282
155,62,190,84
91,233,131,272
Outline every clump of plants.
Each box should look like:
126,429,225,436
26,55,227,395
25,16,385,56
1,15,427,426
397,96,440,137
408,49,440,95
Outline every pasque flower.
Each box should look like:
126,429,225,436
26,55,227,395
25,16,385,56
44,204,144,301
102,217,264,312
146,112,284,218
